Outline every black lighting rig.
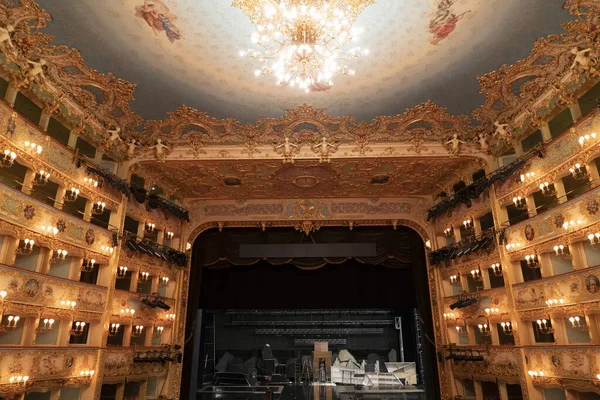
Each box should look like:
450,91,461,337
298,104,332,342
133,344,182,364
141,294,171,311
124,231,187,267
428,230,495,265
441,344,487,364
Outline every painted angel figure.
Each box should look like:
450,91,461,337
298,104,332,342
127,139,138,159
149,138,169,159
429,0,471,45
313,136,336,163
135,0,182,43
0,24,15,49
275,137,298,163
493,121,511,139
445,133,465,154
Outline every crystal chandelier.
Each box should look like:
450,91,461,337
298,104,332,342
234,0,374,92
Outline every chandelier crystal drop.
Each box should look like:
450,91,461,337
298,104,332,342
234,0,374,92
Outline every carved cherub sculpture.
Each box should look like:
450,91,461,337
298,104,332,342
312,136,337,163
275,137,299,163
149,138,169,160
0,24,15,49
445,133,465,154
126,139,138,159
106,127,122,146
570,47,594,71
478,132,489,153
20,59,46,87
493,121,511,139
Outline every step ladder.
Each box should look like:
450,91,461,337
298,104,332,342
201,312,216,385
294,359,301,385
300,356,313,385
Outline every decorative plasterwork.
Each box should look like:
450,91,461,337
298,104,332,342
133,157,477,200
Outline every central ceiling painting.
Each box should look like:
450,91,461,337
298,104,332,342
36,0,572,123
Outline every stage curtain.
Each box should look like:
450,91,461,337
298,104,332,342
196,226,413,270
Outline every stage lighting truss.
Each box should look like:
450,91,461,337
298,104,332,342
255,328,384,335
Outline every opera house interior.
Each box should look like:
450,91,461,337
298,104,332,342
2,0,600,399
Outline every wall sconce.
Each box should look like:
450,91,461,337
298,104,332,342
40,225,58,236
449,274,461,285
101,245,113,256
444,226,454,238
553,244,571,259
65,187,80,202
9,375,29,384
588,232,600,249
33,169,50,186
165,313,175,321
69,321,86,336
50,249,68,263
132,325,144,337
485,307,499,316
425,240,432,249
16,238,34,255
520,172,535,182
108,323,120,336
539,182,556,197
463,219,473,231
120,308,135,318
145,222,155,233
159,276,169,287
545,298,564,307
570,163,588,180
563,220,582,232
579,132,597,146
24,141,42,154
60,300,76,310
166,231,174,240
0,291,6,301
139,271,149,283
153,326,164,337
36,318,55,334
455,325,467,336
491,263,503,276
500,321,513,336
83,177,98,187
117,266,128,279
470,269,482,282
568,316,588,332
512,196,527,210
528,370,545,377
443,312,455,320
92,201,105,215
536,319,553,335
81,258,96,272
477,323,491,336
525,253,539,268
0,315,20,332
79,369,95,377
1,149,16,168
505,243,521,251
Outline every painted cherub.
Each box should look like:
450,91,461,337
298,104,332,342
275,137,298,163
149,138,169,159
126,139,138,159
493,121,511,139
445,133,465,154
312,136,336,163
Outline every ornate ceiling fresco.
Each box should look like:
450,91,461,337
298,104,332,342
133,157,477,200
34,0,572,123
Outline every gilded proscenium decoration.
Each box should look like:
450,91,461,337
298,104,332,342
233,0,373,91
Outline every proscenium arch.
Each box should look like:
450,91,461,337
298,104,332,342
179,219,441,400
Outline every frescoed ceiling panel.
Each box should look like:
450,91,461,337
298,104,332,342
34,0,573,123
134,157,477,200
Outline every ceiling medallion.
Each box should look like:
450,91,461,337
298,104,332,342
233,0,374,92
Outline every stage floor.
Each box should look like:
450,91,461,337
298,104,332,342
197,385,426,400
